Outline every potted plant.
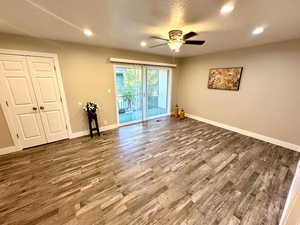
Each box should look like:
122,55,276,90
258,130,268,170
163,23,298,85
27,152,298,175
83,102,100,137
83,102,99,115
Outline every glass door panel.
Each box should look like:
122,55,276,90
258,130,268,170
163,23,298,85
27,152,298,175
145,67,169,118
115,66,143,124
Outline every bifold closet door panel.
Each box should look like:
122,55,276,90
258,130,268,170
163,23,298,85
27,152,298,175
0,55,47,148
26,56,68,143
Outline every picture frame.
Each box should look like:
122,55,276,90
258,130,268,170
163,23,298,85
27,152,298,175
208,67,243,91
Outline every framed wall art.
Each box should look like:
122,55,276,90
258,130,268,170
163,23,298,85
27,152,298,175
208,67,243,91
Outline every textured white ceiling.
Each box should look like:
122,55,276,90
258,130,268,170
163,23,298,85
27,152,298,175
1,0,300,57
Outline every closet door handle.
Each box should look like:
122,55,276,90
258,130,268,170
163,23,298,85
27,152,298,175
40,106,45,110
32,107,38,111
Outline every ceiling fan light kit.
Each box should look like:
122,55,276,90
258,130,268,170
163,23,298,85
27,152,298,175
150,29,205,52
168,30,184,52
168,40,183,52
169,30,183,40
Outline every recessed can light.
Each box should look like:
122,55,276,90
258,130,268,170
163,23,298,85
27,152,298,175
220,4,234,14
140,41,147,47
252,27,264,35
83,29,93,37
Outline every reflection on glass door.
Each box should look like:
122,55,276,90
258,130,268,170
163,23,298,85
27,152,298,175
145,67,169,118
114,65,171,125
115,66,143,124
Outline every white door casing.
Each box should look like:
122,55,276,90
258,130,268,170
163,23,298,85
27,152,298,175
0,55,47,148
0,49,71,150
27,56,68,143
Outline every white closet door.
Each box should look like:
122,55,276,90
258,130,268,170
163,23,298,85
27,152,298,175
27,56,68,143
0,55,47,148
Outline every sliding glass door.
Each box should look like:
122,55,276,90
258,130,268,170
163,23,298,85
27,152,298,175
114,65,171,125
145,67,169,118
115,66,143,124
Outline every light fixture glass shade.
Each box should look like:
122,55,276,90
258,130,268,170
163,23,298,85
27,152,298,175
252,27,264,35
220,4,234,14
83,29,93,36
168,40,183,52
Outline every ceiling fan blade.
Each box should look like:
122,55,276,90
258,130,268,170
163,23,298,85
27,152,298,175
185,40,206,45
183,32,197,40
149,43,168,48
150,36,169,41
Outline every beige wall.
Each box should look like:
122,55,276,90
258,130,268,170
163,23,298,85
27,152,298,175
177,39,300,146
0,33,179,148
1,32,299,149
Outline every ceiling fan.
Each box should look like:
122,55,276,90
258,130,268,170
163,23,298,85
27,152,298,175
150,30,205,52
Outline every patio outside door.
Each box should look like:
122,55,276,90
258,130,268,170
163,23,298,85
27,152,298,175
115,65,143,124
145,67,170,119
114,65,171,125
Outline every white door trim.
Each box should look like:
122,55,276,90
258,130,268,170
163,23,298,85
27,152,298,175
0,49,72,149
0,49,58,58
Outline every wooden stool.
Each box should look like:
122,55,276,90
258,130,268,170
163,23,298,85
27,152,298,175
88,112,100,137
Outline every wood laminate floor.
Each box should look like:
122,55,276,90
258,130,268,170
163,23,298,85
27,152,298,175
0,117,299,225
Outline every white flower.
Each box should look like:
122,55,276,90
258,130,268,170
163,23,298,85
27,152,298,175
83,102,99,112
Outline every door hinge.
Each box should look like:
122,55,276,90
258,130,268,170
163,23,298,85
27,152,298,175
66,124,68,130
54,65,56,72
5,100,9,107
60,96,63,103
16,133,19,139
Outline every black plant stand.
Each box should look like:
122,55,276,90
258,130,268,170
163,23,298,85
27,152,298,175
88,112,100,137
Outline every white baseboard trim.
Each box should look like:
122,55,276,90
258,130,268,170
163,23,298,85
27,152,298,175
1,124,118,154
70,130,89,139
70,124,119,139
0,146,19,155
186,113,300,152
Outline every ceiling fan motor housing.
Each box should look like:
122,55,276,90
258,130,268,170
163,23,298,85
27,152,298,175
169,30,183,40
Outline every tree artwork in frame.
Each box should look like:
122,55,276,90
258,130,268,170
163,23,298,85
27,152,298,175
208,67,243,91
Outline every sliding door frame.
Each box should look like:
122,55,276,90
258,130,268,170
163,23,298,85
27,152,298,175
113,64,172,127
143,65,172,121
113,64,144,127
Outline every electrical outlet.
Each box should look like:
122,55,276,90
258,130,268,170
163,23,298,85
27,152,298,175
107,89,111,93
